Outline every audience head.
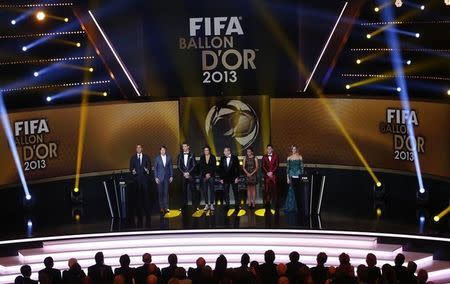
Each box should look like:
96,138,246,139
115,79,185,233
146,274,158,284
114,275,125,284
289,251,300,263
142,253,152,264
277,263,287,276
215,254,228,272
20,265,32,278
277,276,289,284
366,253,377,267
43,256,54,269
394,253,405,266
264,250,276,264
119,254,131,268
168,253,178,266
94,252,104,265
357,264,368,282
68,258,78,269
338,253,350,266
417,269,428,283
328,266,336,277
196,257,206,268
174,267,187,279
382,264,397,283
250,261,259,276
298,266,312,283
407,261,417,274
148,263,158,275
203,265,213,278
241,253,250,267
316,252,328,266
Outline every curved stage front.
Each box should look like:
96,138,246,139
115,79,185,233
0,229,449,283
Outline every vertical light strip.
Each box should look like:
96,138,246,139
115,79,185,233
303,2,348,92
88,10,142,96
0,93,31,199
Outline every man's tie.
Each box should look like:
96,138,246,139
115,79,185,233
139,154,142,166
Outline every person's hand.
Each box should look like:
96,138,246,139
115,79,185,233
220,179,224,184
246,173,251,177
183,172,190,179
206,173,211,179
155,178,160,184
267,172,273,178
169,177,173,183
287,177,290,184
132,169,136,175
144,167,149,174
234,178,239,184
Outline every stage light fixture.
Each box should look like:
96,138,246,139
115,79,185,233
73,187,79,193
36,11,46,21
447,89,450,96
376,181,382,187
420,5,425,10
88,67,94,72
27,219,33,227
396,87,402,92
25,194,32,200
419,215,425,222
395,0,403,7
366,34,371,39
376,207,382,217
446,0,450,6
345,84,350,89
433,215,440,222
374,7,380,12
419,187,425,194
33,72,39,77
22,46,27,52
46,96,52,102
415,33,420,38
356,59,361,64
102,92,108,97
64,18,69,22
76,42,81,47
406,60,411,65
11,20,16,25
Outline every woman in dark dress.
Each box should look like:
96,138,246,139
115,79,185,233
243,147,259,209
198,145,217,211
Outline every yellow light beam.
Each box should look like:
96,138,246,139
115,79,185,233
74,92,88,190
252,0,380,184
433,205,450,222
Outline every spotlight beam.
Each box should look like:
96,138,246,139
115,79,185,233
434,205,450,222
0,93,31,199
303,2,348,92
379,1,425,191
88,10,141,96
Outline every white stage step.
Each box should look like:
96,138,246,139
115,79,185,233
0,231,448,284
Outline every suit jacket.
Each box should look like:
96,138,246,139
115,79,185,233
198,154,217,178
134,264,161,284
38,267,61,284
62,268,86,284
114,267,135,284
310,265,328,284
177,152,196,175
14,277,38,284
259,263,278,284
161,265,178,284
154,155,173,181
129,153,151,183
262,153,279,181
219,155,240,183
87,264,113,284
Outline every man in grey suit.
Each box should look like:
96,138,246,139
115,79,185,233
154,146,174,213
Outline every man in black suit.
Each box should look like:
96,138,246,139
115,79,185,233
310,252,328,284
232,253,252,284
129,144,151,216
15,265,38,284
87,252,113,284
176,142,197,210
188,257,206,284
219,147,241,211
161,254,178,284
135,253,161,284
286,251,307,283
38,257,61,284
259,250,278,284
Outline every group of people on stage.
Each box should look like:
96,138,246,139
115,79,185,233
129,142,309,216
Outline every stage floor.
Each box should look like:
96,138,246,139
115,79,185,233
1,168,449,242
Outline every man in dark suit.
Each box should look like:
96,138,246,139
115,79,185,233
87,252,113,284
233,253,252,284
393,253,408,283
154,146,174,213
310,252,328,284
262,144,279,210
129,144,151,216
15,265,38,284
38,256,61,284
188,257,206,284
218,147,241,211
161,254,178,284
176,142,197,210
286,251,307,283
259,250,278,284
135,253,161,284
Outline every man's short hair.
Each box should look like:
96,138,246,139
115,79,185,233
20,265,32,277
142,253,152,264
44,256,54,268
160,146,167,150
168,254,178,266
395,253,405,266
266,144,273,148
264,250,275,264
95,252,104,265
289,251,300,262
317,252,328,265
